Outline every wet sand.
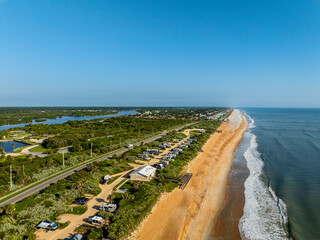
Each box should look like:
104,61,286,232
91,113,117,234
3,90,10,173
210,133,250,240
130,110,248,240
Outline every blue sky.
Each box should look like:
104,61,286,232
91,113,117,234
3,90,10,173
0,0,319,107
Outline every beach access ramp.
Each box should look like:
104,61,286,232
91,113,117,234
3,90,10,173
179,173,193,190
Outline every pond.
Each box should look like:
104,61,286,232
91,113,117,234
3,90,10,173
0,110,138,132
0,141,29,153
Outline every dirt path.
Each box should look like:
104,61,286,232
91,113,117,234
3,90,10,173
36,129,193,240
130,110,248,240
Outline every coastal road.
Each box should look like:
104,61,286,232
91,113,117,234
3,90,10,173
0,123,194,207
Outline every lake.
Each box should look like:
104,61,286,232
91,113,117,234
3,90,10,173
0,110,138,132
0,141,29,153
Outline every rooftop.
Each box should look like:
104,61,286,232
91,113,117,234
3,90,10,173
130,165,156,177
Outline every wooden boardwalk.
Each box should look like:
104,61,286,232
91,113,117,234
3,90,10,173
179,173,193,190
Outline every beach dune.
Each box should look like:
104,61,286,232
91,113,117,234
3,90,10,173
131,110,248,240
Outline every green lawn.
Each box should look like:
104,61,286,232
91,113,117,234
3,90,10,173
29,145,46,152
13,145,33,153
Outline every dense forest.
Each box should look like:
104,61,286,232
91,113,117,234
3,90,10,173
0,107,122,126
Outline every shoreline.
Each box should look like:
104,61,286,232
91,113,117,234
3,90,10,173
130,109,248,240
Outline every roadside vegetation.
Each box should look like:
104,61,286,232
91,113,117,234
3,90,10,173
0,157,133,239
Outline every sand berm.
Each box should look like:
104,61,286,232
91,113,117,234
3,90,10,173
130,109,248,240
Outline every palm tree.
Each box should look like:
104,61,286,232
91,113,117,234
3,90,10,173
107,193,115,204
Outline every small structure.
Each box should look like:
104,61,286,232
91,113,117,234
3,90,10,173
129,165,157,181
158,144,166,150
146,149,159,155
99,203,117,213
155,163,165,169
137,153,151,160
160,160,169,166
179,144,189,149
36,220,58,231
89,215,105,226
195,129,206,133
172,148,183,153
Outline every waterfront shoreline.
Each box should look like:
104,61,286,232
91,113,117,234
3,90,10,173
130,109,248,240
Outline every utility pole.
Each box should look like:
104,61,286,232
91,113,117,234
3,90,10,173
22,165,25,175
120,137,122,147
90,142,93,157
10,165,12,189
62,152,65,168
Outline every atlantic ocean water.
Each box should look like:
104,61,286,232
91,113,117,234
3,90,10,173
239,108,320,240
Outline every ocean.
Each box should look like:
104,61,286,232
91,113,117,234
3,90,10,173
238,108,320,240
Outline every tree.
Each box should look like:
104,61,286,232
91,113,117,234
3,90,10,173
11,143,15,150
0,146,4,155
107,193,115,204
3,204,16,222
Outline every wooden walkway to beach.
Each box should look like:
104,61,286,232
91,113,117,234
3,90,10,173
179,173,193,190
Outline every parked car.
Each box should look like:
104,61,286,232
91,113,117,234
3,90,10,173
72,233,83,240
73,199,87,205
100,179,107,185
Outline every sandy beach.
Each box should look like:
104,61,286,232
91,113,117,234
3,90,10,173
131,109,248,240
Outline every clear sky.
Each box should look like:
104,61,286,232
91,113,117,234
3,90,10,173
0,0,319,107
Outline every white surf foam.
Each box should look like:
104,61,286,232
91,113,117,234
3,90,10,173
239,115,289,240
243,111,255,129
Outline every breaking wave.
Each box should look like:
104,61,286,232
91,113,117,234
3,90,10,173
239,115,290,240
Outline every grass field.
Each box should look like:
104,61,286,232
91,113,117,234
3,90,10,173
29,145,46,152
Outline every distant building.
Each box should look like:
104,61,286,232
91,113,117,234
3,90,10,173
129,165,157,181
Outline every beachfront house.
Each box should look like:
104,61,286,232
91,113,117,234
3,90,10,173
129,165,157,181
